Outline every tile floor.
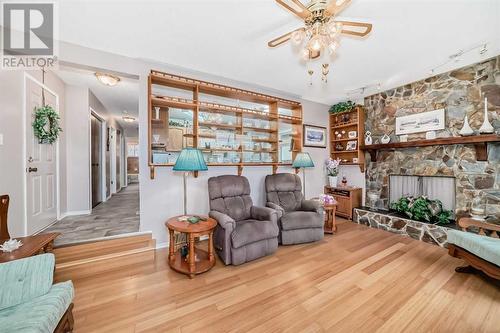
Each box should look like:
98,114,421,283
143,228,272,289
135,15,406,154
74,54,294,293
43,183,140,246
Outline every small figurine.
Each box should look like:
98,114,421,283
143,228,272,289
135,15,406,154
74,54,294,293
341,176,348,187
365,131,373,145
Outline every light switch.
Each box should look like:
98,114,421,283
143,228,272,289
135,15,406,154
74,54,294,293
0,134,3,146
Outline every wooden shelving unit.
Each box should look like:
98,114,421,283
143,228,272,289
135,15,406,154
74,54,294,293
361,134,500,162
148,70,303,179
329,106,365,172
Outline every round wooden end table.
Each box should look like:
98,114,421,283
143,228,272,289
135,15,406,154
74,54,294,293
165,216,217,279
323,203,337,234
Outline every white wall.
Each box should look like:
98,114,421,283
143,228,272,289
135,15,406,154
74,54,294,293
0,71,25,237
65,86,90,213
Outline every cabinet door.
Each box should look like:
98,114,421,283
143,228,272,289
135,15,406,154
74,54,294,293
335,196,350,215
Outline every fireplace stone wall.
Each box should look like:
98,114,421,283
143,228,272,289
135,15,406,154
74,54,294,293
363,56,500,223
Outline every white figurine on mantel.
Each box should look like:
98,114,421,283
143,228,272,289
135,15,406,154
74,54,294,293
381,134,391,144
459,114,474,136
479,95,494,134
365,131,373,145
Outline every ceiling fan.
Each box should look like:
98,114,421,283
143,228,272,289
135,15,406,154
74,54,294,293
268,0,372,60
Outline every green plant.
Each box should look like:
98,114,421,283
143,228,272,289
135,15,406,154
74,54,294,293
390,196,453,225
32,105,62,144
329,101,357,114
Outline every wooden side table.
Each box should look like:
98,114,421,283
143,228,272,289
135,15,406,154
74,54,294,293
324,186,362,220
323,204,337,234
165,216,217,279
0,233,59,263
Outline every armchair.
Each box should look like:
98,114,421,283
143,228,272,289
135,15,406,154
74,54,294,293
208,175,279,265
0,254,74,332
265,173,324,245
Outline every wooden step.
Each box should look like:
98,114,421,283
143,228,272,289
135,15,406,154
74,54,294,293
54,233,156,281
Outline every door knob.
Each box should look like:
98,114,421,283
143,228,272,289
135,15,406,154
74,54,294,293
28,167,38,173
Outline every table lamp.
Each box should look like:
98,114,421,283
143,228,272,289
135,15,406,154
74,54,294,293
292,152,314,197
173,148,208,218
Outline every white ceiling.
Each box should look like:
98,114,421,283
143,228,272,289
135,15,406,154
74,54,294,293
57,0,500,105
55,67,139,135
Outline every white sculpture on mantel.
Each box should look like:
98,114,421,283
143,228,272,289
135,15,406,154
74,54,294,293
459,114,474,136
479,95,494,134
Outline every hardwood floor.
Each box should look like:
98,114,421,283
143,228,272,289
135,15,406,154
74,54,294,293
67,219,500,333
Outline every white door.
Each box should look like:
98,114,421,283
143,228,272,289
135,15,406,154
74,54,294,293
26,77,58,234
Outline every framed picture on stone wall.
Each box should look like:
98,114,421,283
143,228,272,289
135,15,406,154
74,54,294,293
395,109,445,135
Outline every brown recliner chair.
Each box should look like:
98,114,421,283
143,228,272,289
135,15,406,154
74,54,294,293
208,175,279,265
265,173,324,245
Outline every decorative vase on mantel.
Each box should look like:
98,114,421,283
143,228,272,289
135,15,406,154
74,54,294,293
328,176,338,188
459,114,474,136
479,96,494,134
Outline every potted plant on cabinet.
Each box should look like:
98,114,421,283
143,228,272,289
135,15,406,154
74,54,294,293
325,158,341,188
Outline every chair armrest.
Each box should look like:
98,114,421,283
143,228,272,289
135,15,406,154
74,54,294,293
266,202,284,219
251,206,277,222
209,211,235,230
301,199,323,214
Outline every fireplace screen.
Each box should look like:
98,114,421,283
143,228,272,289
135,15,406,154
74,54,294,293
389,175,455,211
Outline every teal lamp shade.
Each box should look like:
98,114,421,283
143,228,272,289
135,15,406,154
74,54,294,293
292,152,314,168
173,148,208,171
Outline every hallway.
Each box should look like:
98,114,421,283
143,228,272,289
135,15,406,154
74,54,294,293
43,183,140,246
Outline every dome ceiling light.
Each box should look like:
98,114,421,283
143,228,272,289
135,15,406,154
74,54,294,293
95,72,121,86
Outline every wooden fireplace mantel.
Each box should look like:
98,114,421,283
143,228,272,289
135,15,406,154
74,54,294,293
360,134,500,162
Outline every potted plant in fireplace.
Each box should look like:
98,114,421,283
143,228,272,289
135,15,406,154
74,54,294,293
325,157,341,187
390,196,453,225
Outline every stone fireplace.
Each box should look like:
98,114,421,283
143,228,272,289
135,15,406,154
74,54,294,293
363,56,500,225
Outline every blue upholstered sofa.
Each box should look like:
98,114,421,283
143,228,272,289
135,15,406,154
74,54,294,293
448,218,500,280
0,253,74,332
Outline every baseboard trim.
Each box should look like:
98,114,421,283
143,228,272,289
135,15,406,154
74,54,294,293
59,210,91,219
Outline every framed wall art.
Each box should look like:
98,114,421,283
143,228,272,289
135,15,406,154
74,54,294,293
396,109,445,135
395,109,445,135
303,124,327,148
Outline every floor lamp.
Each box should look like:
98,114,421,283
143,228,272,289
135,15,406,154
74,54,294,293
173,148,208,219
292,152,315,198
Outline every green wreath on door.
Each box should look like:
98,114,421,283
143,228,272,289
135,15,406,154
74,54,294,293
32,106,62,144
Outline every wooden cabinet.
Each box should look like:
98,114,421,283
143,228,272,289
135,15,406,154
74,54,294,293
148,70,303,179
324,186,362,220
329,106,365,172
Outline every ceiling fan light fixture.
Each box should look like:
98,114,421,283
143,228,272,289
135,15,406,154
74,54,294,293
308,35,323,52
291,30,305,44
95,72,121,86
301,48,311,60
328,40,339,54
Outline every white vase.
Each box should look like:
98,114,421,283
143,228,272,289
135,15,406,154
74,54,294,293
459,115,474,136
479,97,494,134
328,176,338,188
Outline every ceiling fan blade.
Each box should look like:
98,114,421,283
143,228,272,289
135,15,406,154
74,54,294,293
276,0,312,19
325,0,352,17
337,20,372,37
268,27,304,47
